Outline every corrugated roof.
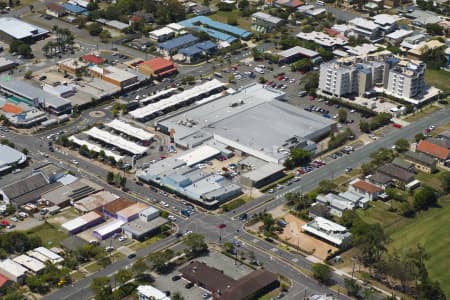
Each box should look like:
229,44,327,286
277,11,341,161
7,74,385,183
1,173,48,200
0,17,49,40
157,34,199,51
81,54,104,65
61,3,86,13
417,139,450,160
103,198,135,214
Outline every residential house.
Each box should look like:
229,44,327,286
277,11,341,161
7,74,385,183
251,12,283,33
46,3,66,18
149,27,175,42
377,163,415,185
348,18,383,43
372,14,403,33
416,139,450,163
368,172,393,189
0,259,27,284
403,150,437,174
392,157,415,172
349,179,383,201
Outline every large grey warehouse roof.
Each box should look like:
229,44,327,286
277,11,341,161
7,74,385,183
158,84,335,163
241,163,285,182
0,79,71,109
0,17,49,40
0,144,27,171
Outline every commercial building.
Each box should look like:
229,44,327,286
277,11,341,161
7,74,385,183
138,57,177,78
240,163,285,188
0,17,49,42
129,79,225,121
58,58,87,75
296,31,347,49
180,261,279,300
81,54,105,65
179,41,217,63
0,259,28,283
33,247,63,264
251,12,283,33
139,206,160,221
122,217,168,241
385,60,426,100
137,285,170,300
85,127,148,155
178,16,252,43
348,17,382,42
0,57,17,73
61,211,104,234
68,136,124,162
73,191,119,212
278,46,320,64
105,119,154,143
13,255,46,274
0,173,61,207
89,66,139,89
0,144,27,174
92,219,125,240
157,84,335,163
149,27,175,42
156,34,199,56
43,83,76,98
403,150,437,173
0,79,72,115
302,217,352,247
116,202,149,222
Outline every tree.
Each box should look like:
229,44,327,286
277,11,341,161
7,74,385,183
283,148,311,169
227,15,238,25
439,171,450,193
311,263,332,284
24,70,33,79
119,175,127,189
106,172,114,184
394,138,409,152
338,109,347,123
352,220,388,268
415,133,425,142
360,120,370,133
183,233,208,255
90,276,112,300
291,58,313,72
148,249,174,273
87,23,103,36
131,257,148,277
417,279,446,300
425,23,444,36
414,186,438,211
223,241,234,253
302,72,319,94
99,30,111,43
344,278,361,297
317,180,338,194
262,213,275,235
10,40,33,58
420,45,447,70
285,192,312,211
21,148,29,155
114,269,132,287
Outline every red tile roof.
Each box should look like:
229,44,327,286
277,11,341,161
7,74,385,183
129,15,142,23
417,140,450,160
323,28,339,37
0,274,10,288
81,54,105,65
142,57,176,72
351,180,382,194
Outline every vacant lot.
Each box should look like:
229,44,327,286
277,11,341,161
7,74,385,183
278,214,337,260
210,10,252,31
425,69,450,92
388,196,450,297
26,223,69,247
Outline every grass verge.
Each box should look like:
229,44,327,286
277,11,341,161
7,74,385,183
222,195,254,212
424,68,450,92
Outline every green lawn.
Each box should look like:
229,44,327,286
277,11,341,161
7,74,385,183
425,68,450,92
355,201,406,234
415,170,444,191
388,198,450,297
26,223,69,247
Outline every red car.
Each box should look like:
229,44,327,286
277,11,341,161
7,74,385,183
393,123,402,128
278,75,284,81
310,95,315,101
1,220,9,226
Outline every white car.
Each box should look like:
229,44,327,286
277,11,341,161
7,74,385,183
71,160,79,165
184,230,193,236
118,236,127,242
350,109,356,113
168,215,177,221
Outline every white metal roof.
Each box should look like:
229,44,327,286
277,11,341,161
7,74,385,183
26,250,50,263
177,145,221,166
13,255,46,273
34,247,64,263
386,29,413,40
349,17,380,31
302,217,350,245
137,285,170,300
150,27,174,37
0,259,28,277
85,127,148,155
0,17,49,40
251,12,283,24
372,14,403,25
105,119,154,141
104,66,137,83
129,79,225,119
93,220,125,237
296,32,347,48
62,211,102,232
140,88,177,104
279,45,320,58
68,136,124,161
